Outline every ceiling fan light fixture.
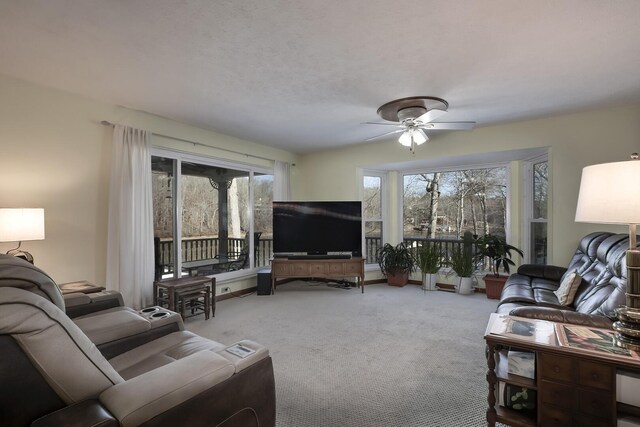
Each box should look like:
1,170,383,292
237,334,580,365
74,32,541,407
414,129,427,145
366,96,476,153
398,131,412,147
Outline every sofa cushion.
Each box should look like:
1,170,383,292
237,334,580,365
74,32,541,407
565,232,615,273
554,272,582,305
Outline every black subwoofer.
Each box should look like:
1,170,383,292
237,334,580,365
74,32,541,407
257,268,272,296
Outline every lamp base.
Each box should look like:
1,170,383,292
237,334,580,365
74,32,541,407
613,306,640,350
6,249,34,264
613,331,640,352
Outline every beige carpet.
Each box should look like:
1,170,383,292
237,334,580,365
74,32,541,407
187,281,498,427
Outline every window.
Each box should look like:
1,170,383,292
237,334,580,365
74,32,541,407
152,150,273,279
363,172,386,264
402,167,508,240
253,173,274,267
524,156,548,264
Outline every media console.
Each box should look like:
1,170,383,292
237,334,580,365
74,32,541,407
270,257,365,294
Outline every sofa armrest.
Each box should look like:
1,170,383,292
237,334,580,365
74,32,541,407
63,292,92,307
31,399,118,427
99,351,235,427
516,264,567,282
66,291,124,319
510,306,613,329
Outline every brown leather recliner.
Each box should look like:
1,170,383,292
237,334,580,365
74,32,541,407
0,255,276,427
496,232,635,329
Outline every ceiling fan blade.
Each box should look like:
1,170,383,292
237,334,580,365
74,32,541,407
421,121,476,130
361,121,404,127
364,129,404,141
415,108,447,124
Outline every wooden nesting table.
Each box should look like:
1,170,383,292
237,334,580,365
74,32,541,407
153,276,216,318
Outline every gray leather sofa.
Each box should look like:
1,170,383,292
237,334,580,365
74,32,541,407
0,255,276,427
496,232,633,328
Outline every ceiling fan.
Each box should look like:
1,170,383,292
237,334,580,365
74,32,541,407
363,96,476,153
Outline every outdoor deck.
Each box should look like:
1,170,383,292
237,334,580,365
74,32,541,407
154,234,478,279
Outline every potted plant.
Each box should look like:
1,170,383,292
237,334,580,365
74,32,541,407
416,243,443,291
376,243,416,287
474,234,523,299
447,247,475,295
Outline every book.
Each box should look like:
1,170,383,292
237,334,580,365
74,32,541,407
507,350,535,379
226,343,256,358
555,323,640,360
497,381,536,414
487,313,556,346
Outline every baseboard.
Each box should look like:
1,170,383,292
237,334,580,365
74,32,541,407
434,283,485,293
365,279,485,294
216,278,297,301
214,279,485,300
216,286,257,301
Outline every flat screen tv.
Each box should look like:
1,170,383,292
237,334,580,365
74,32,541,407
273,201,362,257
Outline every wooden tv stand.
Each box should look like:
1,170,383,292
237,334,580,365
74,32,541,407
270,257,365,294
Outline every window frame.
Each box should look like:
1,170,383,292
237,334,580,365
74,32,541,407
398,162,512,244
523,153,549,264
362,170,387,265
152,147,273,280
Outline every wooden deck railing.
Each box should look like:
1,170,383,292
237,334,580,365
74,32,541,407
155,232,482,279
154,236,272,279
366,232,484,270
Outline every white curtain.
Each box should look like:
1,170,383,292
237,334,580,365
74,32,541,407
274,160,291,201
106,125,154,309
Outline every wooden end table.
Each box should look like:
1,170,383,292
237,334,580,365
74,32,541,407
484,313,640,426
153,276,216,318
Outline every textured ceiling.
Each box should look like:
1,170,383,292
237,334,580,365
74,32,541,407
1,1,639,153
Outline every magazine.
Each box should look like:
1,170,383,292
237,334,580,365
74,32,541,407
555,323,640,360
487,314,556,346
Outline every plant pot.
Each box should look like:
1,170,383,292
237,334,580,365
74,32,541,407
422,273,438,291
483,274,509,299
387,271,409,287
456,276,474,295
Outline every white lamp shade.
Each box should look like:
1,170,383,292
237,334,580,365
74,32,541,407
398,131,412,147
414,129,428,145
575,160,640,224
0,208,45,242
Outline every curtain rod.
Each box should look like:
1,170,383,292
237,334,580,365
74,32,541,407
100,120,278,163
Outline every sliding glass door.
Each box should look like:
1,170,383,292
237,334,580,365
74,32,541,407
152,150,273,279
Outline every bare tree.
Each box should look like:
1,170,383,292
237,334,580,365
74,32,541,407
422,173,440,238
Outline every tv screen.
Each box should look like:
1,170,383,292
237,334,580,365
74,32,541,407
273,201,362,257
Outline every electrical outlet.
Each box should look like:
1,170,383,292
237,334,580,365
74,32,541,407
222,287,230,293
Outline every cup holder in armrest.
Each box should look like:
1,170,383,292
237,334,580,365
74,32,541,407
151,311,170,319
138,306,182,329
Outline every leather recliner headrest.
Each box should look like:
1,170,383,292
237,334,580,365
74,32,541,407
595,234,629,264
0,254,64,310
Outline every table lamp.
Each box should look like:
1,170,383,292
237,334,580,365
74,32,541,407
0,208,45,264
575,153,640,349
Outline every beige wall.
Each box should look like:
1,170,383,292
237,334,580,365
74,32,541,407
1,72,639,288
0,74,296,285
294,106,640,267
